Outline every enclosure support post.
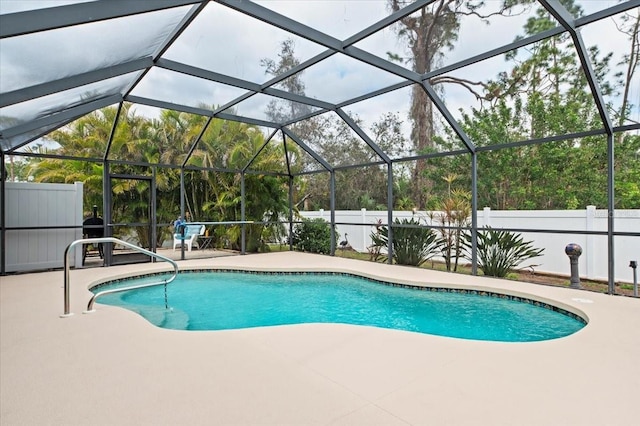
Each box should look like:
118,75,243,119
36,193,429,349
288,176,294,250
151,167,157,260
180,167,186,260
101,103,122,268
607,133,615,295
387,162,393,265
0,151,5,275
103,160,112,267
330,171,336,256
471,152,478,275
241,172,246,255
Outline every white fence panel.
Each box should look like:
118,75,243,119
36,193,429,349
4,182,83,272
299,207,640,283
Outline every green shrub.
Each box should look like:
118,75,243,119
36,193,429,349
291,218,335,254
464,227,544,277
371,218,439,266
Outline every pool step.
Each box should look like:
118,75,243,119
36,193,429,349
160,307,190,330
129,305,190,330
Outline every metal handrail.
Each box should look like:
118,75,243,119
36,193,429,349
61,237,178,317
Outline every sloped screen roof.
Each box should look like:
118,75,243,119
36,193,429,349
1,0,639,168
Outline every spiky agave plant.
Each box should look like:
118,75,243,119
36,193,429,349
374,218,439,266
464,227,544,277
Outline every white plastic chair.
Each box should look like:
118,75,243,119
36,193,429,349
173,224,205,251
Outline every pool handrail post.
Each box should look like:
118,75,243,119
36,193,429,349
62,237,178,318
62,242,75,317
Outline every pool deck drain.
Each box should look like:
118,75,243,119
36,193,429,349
1,252,639,425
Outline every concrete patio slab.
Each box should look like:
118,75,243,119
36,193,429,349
1,252,638,425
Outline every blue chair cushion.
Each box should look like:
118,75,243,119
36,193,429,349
174,224,202,240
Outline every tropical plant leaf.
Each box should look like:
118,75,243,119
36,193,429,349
371,218,439,266
464,227,544,277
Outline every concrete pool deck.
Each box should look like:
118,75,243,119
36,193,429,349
1,251,639,425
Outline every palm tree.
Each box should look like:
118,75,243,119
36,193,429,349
28,103,296,252
193,122,293,251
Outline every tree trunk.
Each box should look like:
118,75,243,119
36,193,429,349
410,86,434,208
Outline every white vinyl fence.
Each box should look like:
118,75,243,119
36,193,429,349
300,207,640,283
3,182,83,272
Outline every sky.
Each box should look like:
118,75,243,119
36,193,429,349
137,0,538,125
0,0,638,153
158,0,637,140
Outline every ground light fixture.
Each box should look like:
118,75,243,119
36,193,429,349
565,243,583,290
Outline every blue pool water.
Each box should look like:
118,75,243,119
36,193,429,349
94,271,586,342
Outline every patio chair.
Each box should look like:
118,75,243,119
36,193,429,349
173,224,205,252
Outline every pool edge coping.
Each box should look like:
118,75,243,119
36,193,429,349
87,265,589,325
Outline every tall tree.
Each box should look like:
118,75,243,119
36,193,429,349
300,112,409,210
388,0,524,208
261,38,314,124
427,0,640,210
261,40,409,211
613,7,640,207
261,39,322,211
614,6,640,134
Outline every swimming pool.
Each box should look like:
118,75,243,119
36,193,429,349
92,270,586,342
